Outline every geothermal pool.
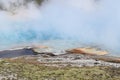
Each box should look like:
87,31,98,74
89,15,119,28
0,0,120,56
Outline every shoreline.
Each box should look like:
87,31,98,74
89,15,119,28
0,47,119,68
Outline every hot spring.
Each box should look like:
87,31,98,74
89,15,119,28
0,0,120,56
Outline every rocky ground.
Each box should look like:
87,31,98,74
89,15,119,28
7,53,119,68
0,46,119,80
0,53,120,80
0,46,120,68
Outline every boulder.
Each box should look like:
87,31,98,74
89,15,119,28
66,47,108,56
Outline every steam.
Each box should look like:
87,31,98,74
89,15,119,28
0,0,120,55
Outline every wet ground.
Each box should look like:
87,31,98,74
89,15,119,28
0,48,35,58
0,45,119,68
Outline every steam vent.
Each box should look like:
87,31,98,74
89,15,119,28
0,0,120,80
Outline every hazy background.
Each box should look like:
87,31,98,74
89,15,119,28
0,0,120,56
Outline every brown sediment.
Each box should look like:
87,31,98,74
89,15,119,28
66,47,108,56
91,55,120,63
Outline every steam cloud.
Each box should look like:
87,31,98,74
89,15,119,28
0,0,120,55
